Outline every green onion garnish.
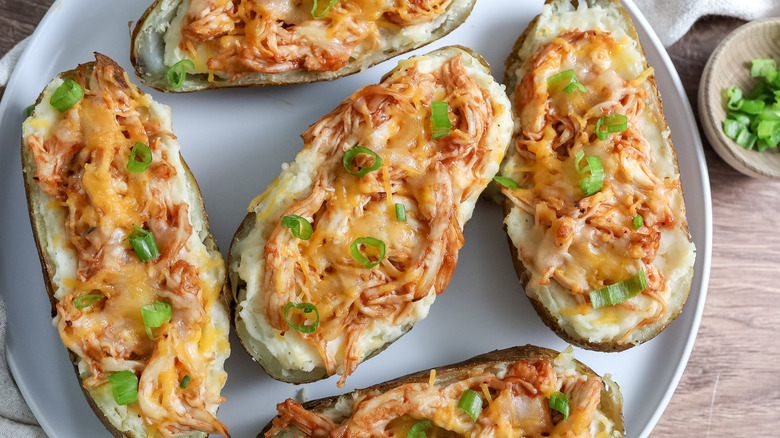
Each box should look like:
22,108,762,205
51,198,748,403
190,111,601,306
722,60,780,151
548,391,570,421
548,69,585,94
752,59,777,79
563,81,586,93
283,302,320,333
343,146,382,177
128,225,160,262
350,237,386,269
407,420,433,438
395,203,407,221
50,79,83,112
633,214,644,229
24,104,35,118
493,175,520,189
457,389,482,421
108,370,138,406
589,268,648,309
281,215,313,240
141,301,172,339
73,294,105,310
431,101,452,139
595,114,628,141
726,86,743,110
574,150,604,196
166,59,195,89
180,375,191,389
311,0,338,18
127,142,152,173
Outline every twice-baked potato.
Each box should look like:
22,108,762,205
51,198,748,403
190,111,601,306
131,0,475,92
497,0,696,351
21,53,231,437
262,345,624,437
228,45,513,387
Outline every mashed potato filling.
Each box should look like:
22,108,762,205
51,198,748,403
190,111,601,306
233,48,512,387
163,0,470,79
264,349,621,438
22,55,229,437
501,1,695,346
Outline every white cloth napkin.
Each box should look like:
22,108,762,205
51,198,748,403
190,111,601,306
1,1,778,436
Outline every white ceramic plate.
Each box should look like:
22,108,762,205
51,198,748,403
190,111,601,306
0,1,712,437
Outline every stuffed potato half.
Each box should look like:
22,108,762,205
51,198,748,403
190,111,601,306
498,0,696,351
262,345,624,438
228,45,513,387
131,0,475,92
21,54,230,437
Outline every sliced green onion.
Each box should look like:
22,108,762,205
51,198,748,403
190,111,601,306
24,104,35,118
350,237,386,268
574,151,604,196
457,389,482,421
722,118,740,139
180,375,191,389
343,146,382,177
728,111,751,127
73,293,105,310
127,142,152,173
548,69,586,94
281,215,313,240
726,86,743,110
431,101,452,139
633,214,644,229
548,391,570,421
595,114,628,141
108,370,138,406
395,203,407,221
166,59,195,89
547,69,576,87
50,79,83,112
283,302,320,333
407,420,433,438
128,225,160,262
493,175,520,189
739,99,765,115
311,0,338,18
751,59,777,78
757,120,779,138
589,268,648,309
141,301,172,339
735,127,757,149
562,81,586,94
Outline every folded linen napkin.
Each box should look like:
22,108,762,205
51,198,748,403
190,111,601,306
1,1,778,436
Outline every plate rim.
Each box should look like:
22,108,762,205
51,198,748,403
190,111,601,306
0,1,713,437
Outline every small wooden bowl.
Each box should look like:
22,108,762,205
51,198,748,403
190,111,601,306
699,17,780,180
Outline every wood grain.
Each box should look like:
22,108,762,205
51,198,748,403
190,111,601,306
1,4,779,437
653,15,780,437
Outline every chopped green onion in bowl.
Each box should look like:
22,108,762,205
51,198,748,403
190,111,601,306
722,58,780,152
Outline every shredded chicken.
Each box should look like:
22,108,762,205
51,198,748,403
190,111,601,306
502,30,678,338
181,0,452,78
265,358,604,437
260,54,495,387
27,55,227,437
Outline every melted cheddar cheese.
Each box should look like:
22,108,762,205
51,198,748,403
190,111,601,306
232,48,512,387
501,1,695,346
22,55,229,437
264,349,621,437
164,0,460,79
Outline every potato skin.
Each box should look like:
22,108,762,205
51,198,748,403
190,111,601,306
259,345,625,437
130,0,476,92
228,45,511,384
21,53,227,438
501,0,694,351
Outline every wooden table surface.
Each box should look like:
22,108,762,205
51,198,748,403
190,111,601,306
2,2,779,437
